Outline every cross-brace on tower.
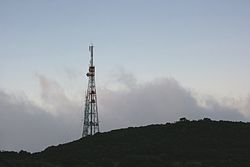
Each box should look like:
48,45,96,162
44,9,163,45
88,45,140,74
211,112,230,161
82,45,99,137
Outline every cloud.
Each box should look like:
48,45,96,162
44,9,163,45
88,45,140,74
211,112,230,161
98,73,247,130
113,68,137,89
0,72,248,152
0,75,82,152
35,74,73,113
63,67,82,80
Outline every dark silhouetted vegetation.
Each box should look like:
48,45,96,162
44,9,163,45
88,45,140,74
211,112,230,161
1,118,250,166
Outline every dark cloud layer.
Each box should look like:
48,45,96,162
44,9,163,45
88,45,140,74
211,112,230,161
0,74,247,152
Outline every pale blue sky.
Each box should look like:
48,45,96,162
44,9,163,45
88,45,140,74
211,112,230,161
1,0,250,98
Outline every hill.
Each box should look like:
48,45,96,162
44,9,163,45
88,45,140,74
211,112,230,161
1,118,250,167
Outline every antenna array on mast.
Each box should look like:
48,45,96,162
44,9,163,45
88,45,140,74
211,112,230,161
82,44,99,137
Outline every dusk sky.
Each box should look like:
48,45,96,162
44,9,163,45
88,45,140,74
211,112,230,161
1,0,250,152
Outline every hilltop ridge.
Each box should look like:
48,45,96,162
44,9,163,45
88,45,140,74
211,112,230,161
1,118,250,167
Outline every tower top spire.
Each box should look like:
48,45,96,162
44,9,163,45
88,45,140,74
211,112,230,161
89,44,94,67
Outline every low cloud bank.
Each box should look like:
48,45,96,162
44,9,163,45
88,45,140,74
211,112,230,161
99,77,246,130
0,75,81,152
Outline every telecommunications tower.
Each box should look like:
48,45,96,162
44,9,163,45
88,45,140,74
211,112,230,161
82,45,99,137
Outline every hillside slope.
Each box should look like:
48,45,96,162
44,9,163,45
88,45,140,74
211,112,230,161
1,119,250,167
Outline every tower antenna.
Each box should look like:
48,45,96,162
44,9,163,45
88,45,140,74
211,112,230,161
82,44,99,137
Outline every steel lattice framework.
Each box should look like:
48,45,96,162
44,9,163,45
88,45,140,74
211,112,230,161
82,45,99,137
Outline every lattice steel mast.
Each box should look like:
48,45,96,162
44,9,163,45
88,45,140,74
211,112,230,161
82,45,99,137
